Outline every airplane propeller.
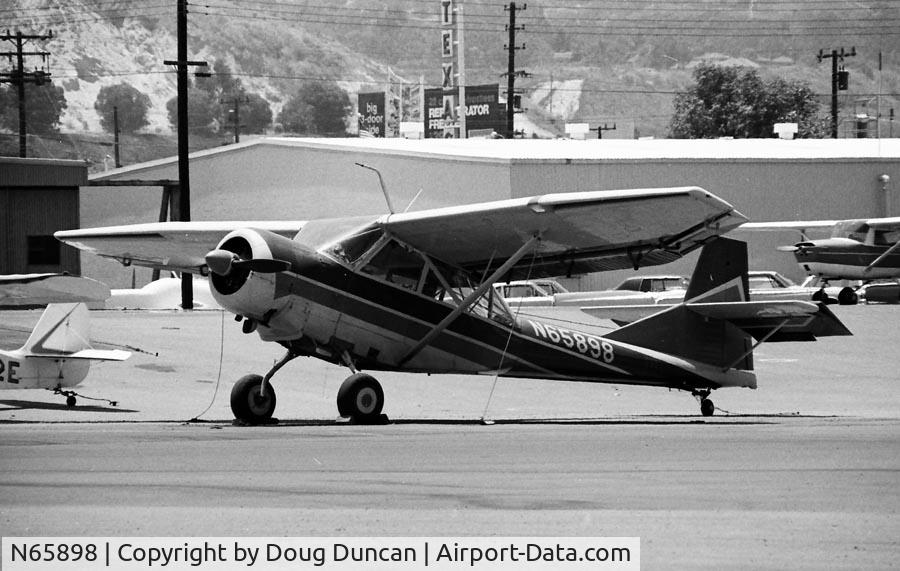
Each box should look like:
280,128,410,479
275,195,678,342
781,242,815,256
204,249,291,276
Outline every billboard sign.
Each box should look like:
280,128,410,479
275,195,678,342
358,92,386,137
425,84,501,138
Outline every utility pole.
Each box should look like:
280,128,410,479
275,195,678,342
818,47,855,138
113,106,121,167
0,30,53,158
503,2,529,138
456,0,466,138
596,123,617,139
222,94,248,143
163,0,207,309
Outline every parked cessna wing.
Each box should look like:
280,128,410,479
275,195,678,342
742,217,900,304
0,273,110,306
56,187,849,420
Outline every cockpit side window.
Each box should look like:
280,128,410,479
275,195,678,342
360,238,426,291
873,229,899,246
352,236,514,326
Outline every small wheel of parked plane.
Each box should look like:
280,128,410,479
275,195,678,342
230,374,276,424
811,289,831,304
66,395,76,408
700,398,715,417
837,286,859,305
337,373,384,424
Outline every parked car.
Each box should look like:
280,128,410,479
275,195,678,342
495,270,845,309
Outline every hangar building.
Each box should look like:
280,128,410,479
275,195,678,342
1,157,86,275
82,137,900,288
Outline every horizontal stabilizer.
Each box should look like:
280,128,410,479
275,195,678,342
25,349,132,361
585,300,851,341
693,301,852,341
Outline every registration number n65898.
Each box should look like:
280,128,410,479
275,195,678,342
526,320,615,363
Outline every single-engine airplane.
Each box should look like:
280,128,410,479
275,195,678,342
1,303,131,406
56,187,849,421
742,217,900,304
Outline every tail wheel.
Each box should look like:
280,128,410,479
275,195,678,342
337,373,384,423
230,374,277,424
700,398,715,417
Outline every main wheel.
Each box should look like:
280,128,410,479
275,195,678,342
230,374,276,424
66,395,76,407
811,289,830,303
700,398,715,417
337,373,384,423
837,287,859,305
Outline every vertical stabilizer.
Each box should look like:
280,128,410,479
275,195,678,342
607,238,755,372
20,303,92,356
684,237,749,302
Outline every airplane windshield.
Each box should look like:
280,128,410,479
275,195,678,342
329,227,385,265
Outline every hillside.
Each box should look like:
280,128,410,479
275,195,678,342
3,0,900,167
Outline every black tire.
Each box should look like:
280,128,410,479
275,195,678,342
837,287,859,305
336,373,384,423
66,395,76,408
230,374,276,424
700,398,715,417
811,289,828,303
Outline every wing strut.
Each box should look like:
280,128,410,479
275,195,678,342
398,234,541,367
864,240,900,274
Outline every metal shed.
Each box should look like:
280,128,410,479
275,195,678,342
0,157,86,275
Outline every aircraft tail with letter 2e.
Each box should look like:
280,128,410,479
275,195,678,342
19,303,131,361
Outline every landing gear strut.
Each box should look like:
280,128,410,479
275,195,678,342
230,348,300,424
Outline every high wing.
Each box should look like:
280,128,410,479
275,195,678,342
356,187,746,278
56,221,305,274
57,188,744,279
739,220,839,231
741,217,900,232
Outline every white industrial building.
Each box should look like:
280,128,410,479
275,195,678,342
81,137,900,288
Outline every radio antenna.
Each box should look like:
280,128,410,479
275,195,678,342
355,163,395,215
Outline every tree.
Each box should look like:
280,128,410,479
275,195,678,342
241,92,273,134
669,63,826,139
0,82,67,134
94,83,151,133
278,81,351,136
166,87,218,135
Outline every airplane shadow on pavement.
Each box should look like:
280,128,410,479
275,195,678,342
0,399,138,414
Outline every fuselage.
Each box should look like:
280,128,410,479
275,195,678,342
207,229,754,392
793,238,900,280
0,350,89,390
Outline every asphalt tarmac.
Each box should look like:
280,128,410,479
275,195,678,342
1,305,898,570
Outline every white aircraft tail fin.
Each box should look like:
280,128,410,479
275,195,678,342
20,303,130,361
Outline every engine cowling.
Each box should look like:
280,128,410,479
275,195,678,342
207,228,312,319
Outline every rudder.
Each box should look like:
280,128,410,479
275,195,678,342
684,237,749,302
21,303,92,356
